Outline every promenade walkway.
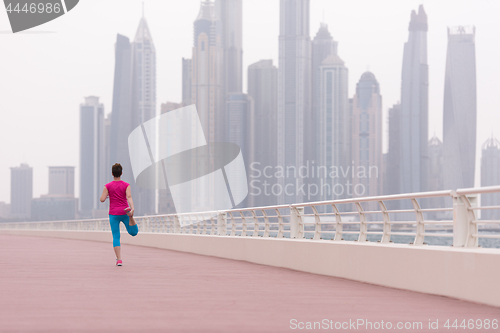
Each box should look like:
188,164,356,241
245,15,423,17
0,234,499,332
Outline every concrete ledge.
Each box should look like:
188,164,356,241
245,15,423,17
2,229,500,307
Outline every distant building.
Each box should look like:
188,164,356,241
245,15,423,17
10,163,33,220
247,59,278,207
31,196,77,222
351,72,383,199
157,102,182,215
400,5,429,195
385,103,400,196
226,93,254,207
182,58,192,106
311,23,337,170
79,96,105,218
443,26,477,190
481,137,500,220
192,0,224,144
109,12,157,216
110,33,133,193
216,0,243,95
428,136,444,192
318,53,349,201
427,136,445,217
48,166,75,197
0,202,11,219
277,0,311,204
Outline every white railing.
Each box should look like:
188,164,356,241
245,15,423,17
2,186,500,248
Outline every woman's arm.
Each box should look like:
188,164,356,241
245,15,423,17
100,186,108,203
126,185,135,215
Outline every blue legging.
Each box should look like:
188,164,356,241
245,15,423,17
109,214,139,247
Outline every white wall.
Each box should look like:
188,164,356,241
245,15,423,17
2,230,500,307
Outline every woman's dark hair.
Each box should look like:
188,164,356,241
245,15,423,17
112,163,122,178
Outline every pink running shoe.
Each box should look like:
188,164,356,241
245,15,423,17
116,259,123,266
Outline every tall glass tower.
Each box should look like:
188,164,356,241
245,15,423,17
399,5,428,194
351,72,383,199
277,0,311,204
109,11,156,216
215,0,243,95
443,26,477,190
192,0,224,143
318,53,349,201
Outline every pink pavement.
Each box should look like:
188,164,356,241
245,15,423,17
0,234,499,332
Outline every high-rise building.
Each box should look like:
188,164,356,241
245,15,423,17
216,0,243,95
157,102,182,215
110,33,133,187
132,12,157,215
10,163,33,219
385,103,401,196
182,58,192,106
311,23,337,171
443,26,477,190
426,136,445,217
48,166,75,197
277,0,311,204
247,59,278,207
351,72,383,199
226,93,253,207
79,96,105,218
0,202,10,219
481,137,500,220
400,5,429,195
318,53,349,201
192,0,224,144
428,136,444,192
109,11,157,216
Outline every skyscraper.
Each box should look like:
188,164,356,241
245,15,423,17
481,137,500,220
10,163,32,219
109,12,157,216
192,0,224,143
110,34,133,187
427,136,445,217
79,96,105,218
277,0,311,204
311,23,337,171
248,59,278,207
351,72,383,198
226,93,253,207
443,26,477,190
385,103,401,196
158,102,182,215
182,58,192,106
215,0,243,95
132,12,157,215
318,53,349,201
400,5,429,194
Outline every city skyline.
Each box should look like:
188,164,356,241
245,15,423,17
1,0,499,203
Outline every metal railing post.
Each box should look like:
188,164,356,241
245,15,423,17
290,206,304,239
217,211,227,236
453,194,478,247
174,215,181,234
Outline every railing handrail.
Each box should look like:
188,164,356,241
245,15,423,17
1,186,500,248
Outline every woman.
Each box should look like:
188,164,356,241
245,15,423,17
100,163,138,266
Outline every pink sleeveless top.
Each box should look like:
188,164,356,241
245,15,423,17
105,180,130,215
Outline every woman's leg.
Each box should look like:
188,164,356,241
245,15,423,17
109,215,122,259
123,215,138,236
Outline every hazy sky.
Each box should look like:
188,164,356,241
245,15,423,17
1,0,499,203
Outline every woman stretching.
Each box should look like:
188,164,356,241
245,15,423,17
100,163,138,266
